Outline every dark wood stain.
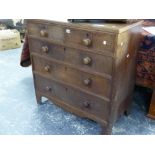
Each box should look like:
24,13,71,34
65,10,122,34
27,19,142,134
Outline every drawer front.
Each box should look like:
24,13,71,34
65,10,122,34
27,22,116,53
28,22,65,42
34,74,110,120
32,56,111,99
29,38,113,76
92,32,115,52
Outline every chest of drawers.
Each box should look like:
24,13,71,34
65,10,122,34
27,19,142,134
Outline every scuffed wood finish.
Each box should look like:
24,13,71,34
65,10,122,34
27,22,116,56
28,38,113,76
27,19,142,134
32,55,111,99
34,74,110,123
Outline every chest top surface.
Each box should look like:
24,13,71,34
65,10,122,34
28,19,143,34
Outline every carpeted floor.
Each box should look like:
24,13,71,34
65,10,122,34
0,47,155,135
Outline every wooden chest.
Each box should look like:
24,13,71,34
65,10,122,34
27,19,142,134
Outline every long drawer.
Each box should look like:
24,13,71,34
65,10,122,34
32,55,111,100
29,38,113,76
34,74,110,121
27,21,116,54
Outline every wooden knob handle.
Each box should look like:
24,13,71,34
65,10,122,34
40,29,48,37
83,78,91,86
41,46,48,53
44,65,50,72
82,38,92,46
83,101,90,108
83,57,92,65
45,86,51,91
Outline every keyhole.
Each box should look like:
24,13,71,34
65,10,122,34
63,47,66,53
65,66,67,71
40,25,46,29
86,33,89,37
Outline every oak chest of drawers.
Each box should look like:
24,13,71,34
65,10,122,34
27,19,142,134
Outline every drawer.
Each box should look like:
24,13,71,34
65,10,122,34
64,27,115,52
28,22,65,42
29,38,113,76
34,74,110,120
27,22,116,54
32,55,111,99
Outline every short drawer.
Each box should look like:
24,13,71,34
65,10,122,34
27,21,116,54
29,38,113,76
32,55,111,99
34,74,110,121
63,27,115,53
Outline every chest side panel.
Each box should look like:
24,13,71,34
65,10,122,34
111,24,142,116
